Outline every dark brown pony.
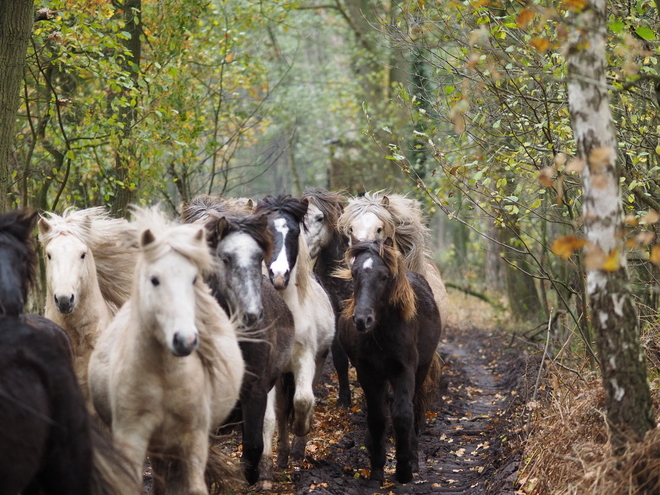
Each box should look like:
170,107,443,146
301,187,353,408
338,238,442,484
183,199,295,487
0,209,136,495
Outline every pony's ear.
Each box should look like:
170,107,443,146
141,229,156,247
194,226,205,243
214,217,230,240
38,216,52,236
300,197,309,213
381,195,390,206
384,237,394,248
245,198,254,210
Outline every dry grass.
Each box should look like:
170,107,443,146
445,287,511,331
518,368,660,495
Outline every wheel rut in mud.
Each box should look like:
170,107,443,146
256,325,531,495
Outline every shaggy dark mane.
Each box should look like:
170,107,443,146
0,209,39,295
255,194,309,228
302,188,345,232
206,212,273,262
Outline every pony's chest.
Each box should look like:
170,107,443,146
355,329,417,367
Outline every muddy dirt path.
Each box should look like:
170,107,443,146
245,325,531,495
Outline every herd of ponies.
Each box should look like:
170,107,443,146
0,188,449,494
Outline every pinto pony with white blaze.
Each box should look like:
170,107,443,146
338,238,442,484
88,207,244,495
338,191,450,329
38,207,137,399
256,194,335,467
182,196,295,488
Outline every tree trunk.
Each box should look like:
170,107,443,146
111,0,141,218
0,0,33,213
567,0,655,452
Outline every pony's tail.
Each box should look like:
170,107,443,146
89,421,141,495
416,350,442,429
205,439,245,494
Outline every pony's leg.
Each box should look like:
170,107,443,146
256,388,276,489
332,335,351,408
390,372,416,484
241,386,268,485
275,377,291,469
290,434,307,462
172,430,209,495
112,424,152,485
292,350,316,437
358,374,388,482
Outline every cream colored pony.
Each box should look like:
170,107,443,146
337,191,450,327
88,207,244,494
38,207,137,397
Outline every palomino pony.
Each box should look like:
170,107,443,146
337,191,450,327
0,209,137,495
256,195,335,467
38,207,136,397
183,196,295,487
301,187,353,408
338,238,442,484
88,207,244,494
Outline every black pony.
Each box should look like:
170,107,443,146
0,208,135,495
338,238,442,484
182,199,295,487
301,187,353,408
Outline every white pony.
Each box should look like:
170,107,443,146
255,195,335,467
88,207,244,494
337,191,450,327
38,207,136,397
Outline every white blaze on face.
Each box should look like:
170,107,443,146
270,217,290,277
351,211,384,242
220,232,262,316
362,257,373,270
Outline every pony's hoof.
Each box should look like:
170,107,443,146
255,480,273,491
412,457,420,473
276,454,289,470
395,464,413,484
337,391,351,409
370,468,384,482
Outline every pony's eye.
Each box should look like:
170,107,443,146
150,276,160,287
221,257,230,265
81,253,86,259
377,227,382,234
316,215,323,223
193,276,198,285
47,253,51,260
348,227,353,234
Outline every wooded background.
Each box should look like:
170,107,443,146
2,1,660,377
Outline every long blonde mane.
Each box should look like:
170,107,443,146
38,207,137,310
181,195,254,224
338,191,432,275
128,207,231,379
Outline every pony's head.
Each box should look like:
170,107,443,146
131,207,213,357
302,188,345,260
0,209,39,315
38,208,100,315
343,237,416,332
205,212,272,327
256,195,308,290
338,191,396,245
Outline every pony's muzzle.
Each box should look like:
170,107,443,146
54,293,75,314
171,331,199,357
271,271,289,290
353,313,374,332
242,309,264,328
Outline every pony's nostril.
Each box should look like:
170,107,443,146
69,294,74,304
365,316,374,329
54,294,59,305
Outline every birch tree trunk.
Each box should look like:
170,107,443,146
567,0,655,452
0,0,33,213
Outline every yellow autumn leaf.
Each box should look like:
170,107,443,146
552,235,586,259
650,245,660,265
531,37,551,52
538,166,555,187
562,0,589,11
602,249,621,271
565,158,585,174
516,8,535,29
640,210,660,225
225,53,234,63
588,146,613,171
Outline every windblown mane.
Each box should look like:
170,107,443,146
204,212,273,263
181,195,253,225
302,188,346,236
128,207,232,380
38,207,137,310
255,195,312,300
338,191,432,275
0,209,39,297
342,239,417,322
